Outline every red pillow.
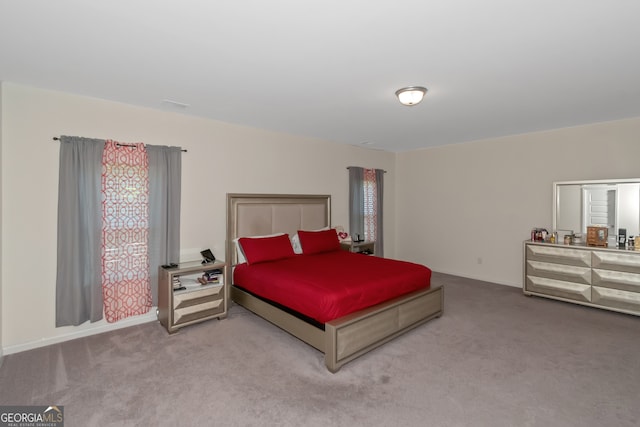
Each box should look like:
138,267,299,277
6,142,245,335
298,229,341,255
238,234,295,265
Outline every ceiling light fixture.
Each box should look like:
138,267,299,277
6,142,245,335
395,86,427,106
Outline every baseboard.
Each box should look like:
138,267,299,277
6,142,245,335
433,270,521,288
2,308,158,356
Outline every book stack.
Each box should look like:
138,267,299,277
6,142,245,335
199,269,222,285
172,276,184,291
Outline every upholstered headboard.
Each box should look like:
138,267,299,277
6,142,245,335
225,193,331,267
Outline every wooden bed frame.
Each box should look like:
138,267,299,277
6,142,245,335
226,193,444,373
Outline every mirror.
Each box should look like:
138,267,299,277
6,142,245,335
554,178,640,246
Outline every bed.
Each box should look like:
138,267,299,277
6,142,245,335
226,193,443,373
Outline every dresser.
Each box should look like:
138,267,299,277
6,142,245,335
524,241,640,316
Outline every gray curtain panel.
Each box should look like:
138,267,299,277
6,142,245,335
348,166,365,242
147,145,182,306
56,136,105,326
56,139,182,324
374,168,384,257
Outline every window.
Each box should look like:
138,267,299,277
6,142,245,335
56,136,182,327
348,167,384,256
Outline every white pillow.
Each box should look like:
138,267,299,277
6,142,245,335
291,234,302,254
233,233,286,264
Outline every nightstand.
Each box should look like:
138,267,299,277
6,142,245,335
158,260,227,333
340,241,375,255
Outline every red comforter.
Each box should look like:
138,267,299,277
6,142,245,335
233,251,431,323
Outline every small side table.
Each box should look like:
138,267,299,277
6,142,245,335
158,260,227,333
340,241,375,255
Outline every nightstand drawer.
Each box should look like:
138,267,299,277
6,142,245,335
173,285,223,310
173,299,224,326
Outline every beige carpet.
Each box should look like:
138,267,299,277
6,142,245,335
1,272,639,427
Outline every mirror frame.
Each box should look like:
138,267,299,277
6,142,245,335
553,178,640,242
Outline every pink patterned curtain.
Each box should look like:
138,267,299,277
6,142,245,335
101,140,152,323
363,168,377,242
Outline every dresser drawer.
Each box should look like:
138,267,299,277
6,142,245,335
526,245,591,268
592,286,640,314
592,269,640,293
525,275,591,302
526,260,591,285
592,251,640,274
173,285,223,310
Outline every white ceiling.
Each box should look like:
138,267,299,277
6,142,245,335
2,1,640,152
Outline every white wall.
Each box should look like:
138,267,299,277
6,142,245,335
396,118,640,287
0,82,396,353
4,81,640,354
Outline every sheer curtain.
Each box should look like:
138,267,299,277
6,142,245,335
101,140,152,323
147,145,182,306
56,136,105,326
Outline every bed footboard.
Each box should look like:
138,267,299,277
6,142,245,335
232,284,443,373
324,285,443,373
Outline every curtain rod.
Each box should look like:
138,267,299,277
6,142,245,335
52,137,187,152
346,166,387,173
